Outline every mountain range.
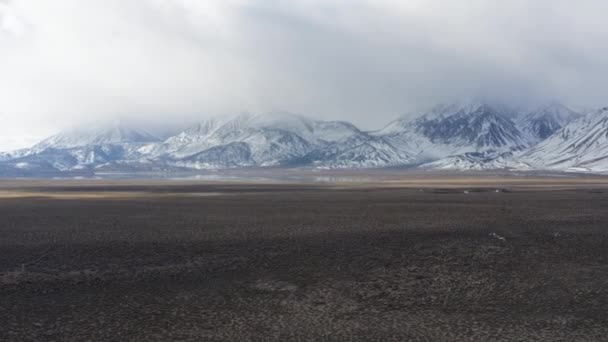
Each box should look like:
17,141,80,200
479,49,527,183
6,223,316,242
2,101,608,176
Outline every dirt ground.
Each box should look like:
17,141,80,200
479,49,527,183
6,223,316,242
1,178,608,341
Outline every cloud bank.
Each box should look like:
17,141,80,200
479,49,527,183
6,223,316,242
1,0,608,150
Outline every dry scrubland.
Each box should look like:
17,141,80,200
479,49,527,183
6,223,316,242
1,176,608,341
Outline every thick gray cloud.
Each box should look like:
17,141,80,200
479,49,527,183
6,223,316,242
1,0,608,150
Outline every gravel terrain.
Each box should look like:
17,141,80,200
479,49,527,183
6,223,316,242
1,180,608,341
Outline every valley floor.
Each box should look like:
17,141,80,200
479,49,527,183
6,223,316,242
1,178,608,341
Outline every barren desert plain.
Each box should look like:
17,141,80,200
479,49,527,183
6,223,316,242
1,173,608,341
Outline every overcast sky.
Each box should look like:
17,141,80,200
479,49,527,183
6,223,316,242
1,0,608,150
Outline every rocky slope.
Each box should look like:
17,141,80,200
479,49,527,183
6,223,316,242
3,102,608,174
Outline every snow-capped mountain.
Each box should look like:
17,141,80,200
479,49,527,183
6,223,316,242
378,102,530,162
419,102,583,171
2,103,608,175
173,142,255,169
517,102,581,143
1,121,161,172
33,121,159,151
149,118,227,159
152,112,368,168
298,135,417,169
519,107,608,172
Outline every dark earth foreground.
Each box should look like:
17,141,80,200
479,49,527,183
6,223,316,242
1,178,608,341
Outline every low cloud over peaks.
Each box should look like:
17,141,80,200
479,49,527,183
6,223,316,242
2,0,608,150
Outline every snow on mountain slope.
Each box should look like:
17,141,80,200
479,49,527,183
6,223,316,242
209,113,364,145
2,148,82,172
0,113,373,172
152,112,367,168
377,102,530,161
3,104,608,174
0,149,29,162
34,121,160,151
150,118,226,159
517,102,581,143
419,151,531,171
0,121,162,172
519,107,608,172
3,144,154,172
295,134,417,169
414,102,582,171
172,142,255,169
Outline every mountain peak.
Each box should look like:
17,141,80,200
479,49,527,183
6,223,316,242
4,103,608,174
519,105,608,171
414,101,525,149
423,100,514,120
33,121,160,150
518,102,581,141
